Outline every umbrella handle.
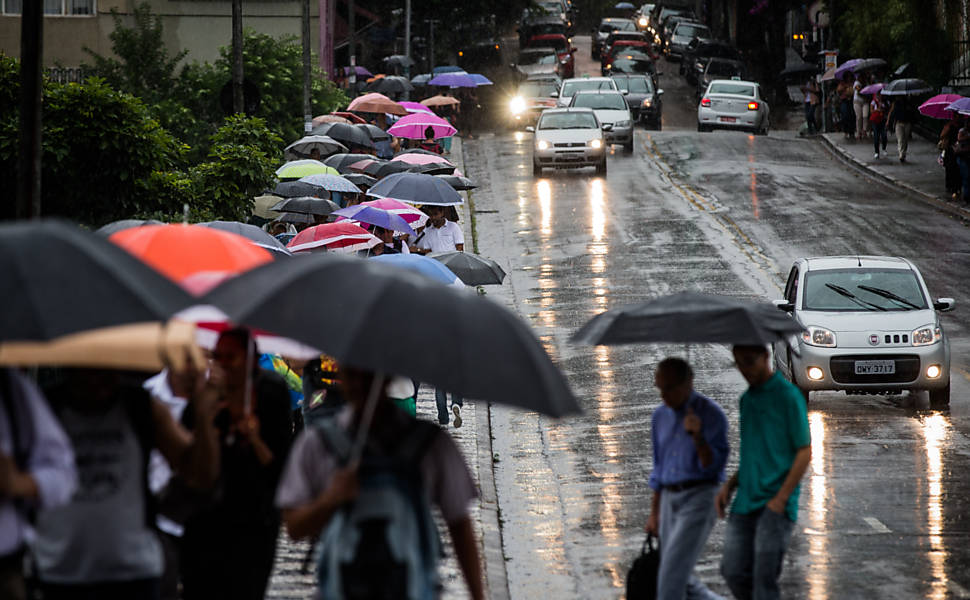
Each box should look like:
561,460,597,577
349,371,385,466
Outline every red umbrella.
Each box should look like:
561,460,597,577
286,222,382,254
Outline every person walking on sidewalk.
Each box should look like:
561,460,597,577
800,77,820,134
836,74,855,139
888,97,918,163
717,345,811,600
645,358,729,600
954,122,970,203
869,91,888,159
940,115,964,200
853,75,869,140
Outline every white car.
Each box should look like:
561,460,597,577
568,90,634,152
528,108,608,176
772,256,954,407
555,76,618,107
697,79,770,134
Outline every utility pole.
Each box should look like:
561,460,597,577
15,0,43,219
231,0,244,114
302,0,312,133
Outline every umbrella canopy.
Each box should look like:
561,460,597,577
778,62,818,78
388,112,458,139
324,153,379,173
436,174,477,190
312,114,352,125
571,292,805,346
945,96,970,115
253,194,284,219
199,221,291,256
365,76,415,95
342,173,378,188
833,58,864,80
111,224,274,283
396,148,442,157
330,111,368,124
370,253,461,286
310,123,375,148
202,252,580,415
820,67,838,82
421,94,461,107
383,55,415,68
276,160,340,179
614,1,635,8
286,222,382,254
350,158,383,174
298,173,362,193
391,153,454,166
468,73,493,86
853,58,887,72
270,196,341,217
360,198,430,227
367,172,465,206
343,65,372,77
859,82,885,95
398,101,435,114
881,78,934,97
411,73,432,86
284,135,348,160
429,251,505,285
347,92,408,116
432,66,466,75
371,161,413,179
357,123,391,142
332,205,418,237
277,212,315,224
0,220,195,342
410,162,457,176
270,180,326,198
428,72,478,88
95,219,164,237
921,94,965,118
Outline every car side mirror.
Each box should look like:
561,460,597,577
525,126,535,133
602,123,613,131
549,91,559,97
934,297,955,312
621,90,629,95
657,89,665,95
772,299,794,312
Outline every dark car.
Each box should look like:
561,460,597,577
681,37,742,83
591,17,637,59
519,15,567,47
526,34,576,78
664,20,709,60
607,52,659,84
646,4,694,40
612,73,663,128
601,40,653,75
694,57,747,100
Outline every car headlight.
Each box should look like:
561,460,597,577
589,138,603,149
638,17,648,26
911,325,942,346
537,140,549,150
642,98,653,107
802,326,837,347
615,120,632,128
509,96,527,115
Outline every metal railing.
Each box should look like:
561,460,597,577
952,40,970,86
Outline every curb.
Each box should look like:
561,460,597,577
816,134,970,223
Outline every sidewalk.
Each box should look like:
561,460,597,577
818,131,970,220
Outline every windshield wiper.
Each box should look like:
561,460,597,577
825,283,886,311
856,285,921,310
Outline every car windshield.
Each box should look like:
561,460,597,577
538,112,598,129
708,61,742,76
803,269,927,311
616,21,637,31
675,24,708,38
614,77,654,93
708,83,754,96
561,80,614,97
572,93,627,110
519,82,558,97
613,58,654,74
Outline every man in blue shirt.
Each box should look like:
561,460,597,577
646,358,729,600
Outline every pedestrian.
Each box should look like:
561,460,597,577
869,91,888,159
32,367,221,600
717,345,811,600
179,329,294,600
371,225,409,255
275,366,484,600
836,74,855,139
644,358,728,600
800,77,819,134
418,125,443,154
852,75,868,139
411,205,464,255
887,96,918,162
0,368,77,600
953,122,970,202
940,115,963,199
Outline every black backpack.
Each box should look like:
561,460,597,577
626,534,660,600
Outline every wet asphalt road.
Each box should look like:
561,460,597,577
466,37,970,599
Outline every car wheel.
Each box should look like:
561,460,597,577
653,118,662,131
623,140,634,153
532,161,543,176
697,123,708,133
595,160,607,175
929,381,950,408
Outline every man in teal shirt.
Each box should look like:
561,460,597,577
716,345,811,600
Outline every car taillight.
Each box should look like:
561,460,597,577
700,98,711,107
747,101,759,110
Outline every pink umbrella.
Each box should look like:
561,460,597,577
920,94,966,119
859,82,884,95
398,101,435,114
360,198,430,227
387,113,458,139
286,222,382,254
390,153,455,166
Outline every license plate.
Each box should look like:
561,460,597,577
720,116,737,123
854,360,895,375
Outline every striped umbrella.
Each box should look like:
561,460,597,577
286,222,381,254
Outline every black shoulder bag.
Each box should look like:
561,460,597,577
626,533,660,600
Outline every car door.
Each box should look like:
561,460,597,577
775,265,800,376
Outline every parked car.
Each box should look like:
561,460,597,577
525,33,576,78
507,77,561,128
568,90,634,152
646,4,694,41
664,21,709,60
694,57,746,100
697,79,770,134
681,37,742,83
519,15,567,47
773,256,954,407
555,76,619,106
591,17,637,59
529,107,608,176
612,74,663,128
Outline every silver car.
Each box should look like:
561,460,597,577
555,76,618,107
528,108,608,176
697,79,770,135
773,256,955,407
568,90,634,152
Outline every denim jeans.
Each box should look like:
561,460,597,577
435,387,462,424
720,508,793,600
871,121,887,155
958,156,970,200
658,484,724,600
803,102,816,133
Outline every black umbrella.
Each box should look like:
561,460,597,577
200,221,291,256
0,220,194,341
853,58,887,72
270,196,341,217
429,251,505,285
396,148,441,157
384,55,415,69
366,76,415,95
343,173,378,188
270,180,326,198
881,78,934,97
95,219,164,237
324,153,380,174
367,172,464,206
410,162,457,176
357,123,392,142
203,252,579,416
571,292,804,346
436,174,477,190
778,63,818,78
372,161,413,178
277,212,316,224
310,122,375,148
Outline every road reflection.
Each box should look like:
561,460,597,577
746,136,759,219
589,179,609,315
806,411,829,600
921,414,949,599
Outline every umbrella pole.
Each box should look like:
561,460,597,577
349,371,385,466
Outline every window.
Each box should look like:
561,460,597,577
4,0,95,15
3,0,22,13
538,112,598,130
571,93,627,110
802,269,927,312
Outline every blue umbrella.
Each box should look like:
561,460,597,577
366,172,464,206
428,72,478,88
370,253,462,286
468,73,493,86
332,205,417,237
411,73,432,86
432,65,466,75
614,1,635,9
298,173,362,193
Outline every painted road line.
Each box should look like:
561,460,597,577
863,517,891,533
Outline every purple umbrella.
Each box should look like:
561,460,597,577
921,94,965,119
859,82,884,95
428,72,478,88
833,58,863,80
331,205,417,237
946,96,970,116
343,66,372,77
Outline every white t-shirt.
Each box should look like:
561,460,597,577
415,220,464,253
